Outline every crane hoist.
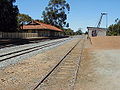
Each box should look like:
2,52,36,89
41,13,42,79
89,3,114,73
97,13,107,28
91,13,107,37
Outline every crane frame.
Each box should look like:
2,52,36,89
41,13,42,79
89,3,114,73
97,13,107,28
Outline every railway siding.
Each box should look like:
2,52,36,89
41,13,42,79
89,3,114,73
0,38,73,68
35,39,85,90
0,37,82,90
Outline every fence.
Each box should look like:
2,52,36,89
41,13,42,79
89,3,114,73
0,32,39,39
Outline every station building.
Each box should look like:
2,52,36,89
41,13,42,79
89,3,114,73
21,20,64,37
87,27,106,37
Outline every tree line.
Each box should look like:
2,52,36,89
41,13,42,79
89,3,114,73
0,0,18,32
1,0,120,36
107,18,120,36
0,0,71,33
63,28,83,36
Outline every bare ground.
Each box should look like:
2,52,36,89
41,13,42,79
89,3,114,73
0,38,80,90
91,36,120,49
74,36,120,90
1,36,120,90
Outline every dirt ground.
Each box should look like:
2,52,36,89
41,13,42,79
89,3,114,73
1,36,120,90
75,36,120,90
0,39,80,90
91,36,120,49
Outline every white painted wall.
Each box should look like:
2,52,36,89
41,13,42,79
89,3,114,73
88,27,106,37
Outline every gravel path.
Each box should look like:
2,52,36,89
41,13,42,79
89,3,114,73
0,37,82,90
0,38,73,68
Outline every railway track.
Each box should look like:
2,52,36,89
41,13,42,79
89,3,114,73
0,39,70,62
0,39,52,49
33,38,85,90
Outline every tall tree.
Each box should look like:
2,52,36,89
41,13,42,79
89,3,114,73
0,0,19,32
63,28,75,36
85,31,88,35
115,18,120,24
18,13,32,25
107,18,120,36
75,28,83,35
107,24,120,36
42,0,70,28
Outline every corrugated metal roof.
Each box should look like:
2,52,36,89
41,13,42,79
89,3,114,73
87,27,107,30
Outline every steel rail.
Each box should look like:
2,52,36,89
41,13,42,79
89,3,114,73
0,39,68,62
0,39,53,49
33,39,82,90
0,39,66,57
71,39,85,90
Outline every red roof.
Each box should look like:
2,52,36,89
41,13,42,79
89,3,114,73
21,20,63,32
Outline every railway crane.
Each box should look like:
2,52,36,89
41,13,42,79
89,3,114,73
97,13,107,28
88,13,108,37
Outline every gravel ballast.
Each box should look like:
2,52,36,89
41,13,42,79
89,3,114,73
0,37,81,90
0,38,74,68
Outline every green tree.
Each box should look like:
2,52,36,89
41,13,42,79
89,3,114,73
42,0,70,28
0,0,19,32
115,18,120,24
85,31,88,35
18,13,32,25
75,28,83,35
107,24,120,36
107,18,120,36
63,28,75,36
35,19,45,23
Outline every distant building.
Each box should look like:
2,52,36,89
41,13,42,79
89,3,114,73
87,27,106,37
20,20,64,37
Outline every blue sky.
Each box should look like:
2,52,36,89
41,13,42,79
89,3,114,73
16,0,120,32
